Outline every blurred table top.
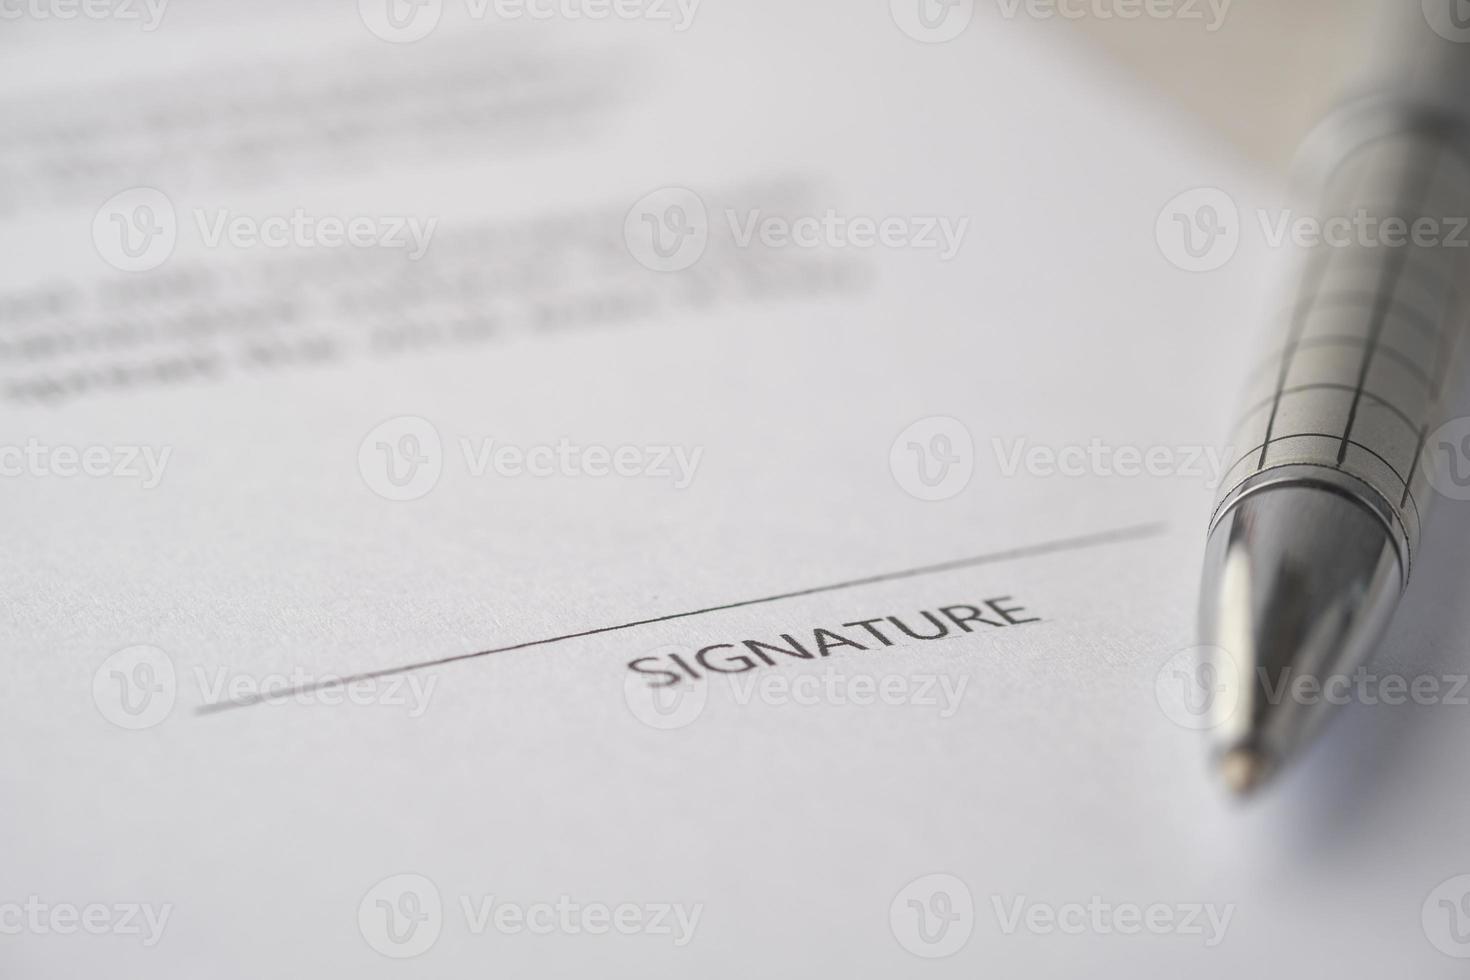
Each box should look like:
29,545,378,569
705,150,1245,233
1032,0,1376,172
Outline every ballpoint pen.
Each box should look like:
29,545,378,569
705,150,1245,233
1198,0,1470,795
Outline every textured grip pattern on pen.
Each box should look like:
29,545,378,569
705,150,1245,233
1213,131,1470,574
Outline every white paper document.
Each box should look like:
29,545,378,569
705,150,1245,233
4,3,1470,977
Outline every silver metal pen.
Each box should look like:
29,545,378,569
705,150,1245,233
1199,0,1470,795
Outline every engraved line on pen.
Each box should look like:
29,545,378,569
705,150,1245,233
1216,431,1423,545
1405,234,1467,313
1280,289,1441,341
194,522,1168,715
1256,153,1389,473
1338,257,1413,467
1226,433,1414,494
1390,253,1461,314
1257,241,1336,469
1249,336,1433,390
1402,423,1429,508
1338,143,1445,465
1233,383,1422,435
1327,243,1458,306
1207,459,1415,577
1408,225,1470,506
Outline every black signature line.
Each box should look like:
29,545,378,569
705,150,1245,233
196,521,1168,715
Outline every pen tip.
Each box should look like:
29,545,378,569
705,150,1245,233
1219,747,1272,798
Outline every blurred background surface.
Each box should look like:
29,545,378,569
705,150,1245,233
1066,0,1374,168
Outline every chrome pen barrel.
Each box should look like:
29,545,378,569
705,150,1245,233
1212,122,1470,579
1197,0,1470,795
